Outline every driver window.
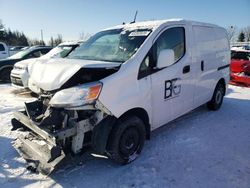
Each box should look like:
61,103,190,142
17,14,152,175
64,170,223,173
156,27,185,63
138,27,185,79
138,51,153,79
140,56,150,72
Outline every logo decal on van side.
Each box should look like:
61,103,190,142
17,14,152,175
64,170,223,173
164,78,181,100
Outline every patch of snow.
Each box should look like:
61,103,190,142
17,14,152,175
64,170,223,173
0,84,250,188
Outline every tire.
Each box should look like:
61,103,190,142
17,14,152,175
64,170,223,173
207,82,225,111
0,67,12,83
107,116,146,164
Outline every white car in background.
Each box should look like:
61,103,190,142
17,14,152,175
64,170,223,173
10,41,81,88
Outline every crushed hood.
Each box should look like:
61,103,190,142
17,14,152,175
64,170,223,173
14,56,55,68
14,58,36,68
29,58,121,91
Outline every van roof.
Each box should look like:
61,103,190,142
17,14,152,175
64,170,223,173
58,41,80,46
104,18,220,31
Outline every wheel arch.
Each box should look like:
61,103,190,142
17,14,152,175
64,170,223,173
216,78,226,95
92,107,150,155
0,65,13,82
0,65,14,73
117,107,151,140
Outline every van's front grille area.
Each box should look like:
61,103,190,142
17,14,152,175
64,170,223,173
11,76,23,86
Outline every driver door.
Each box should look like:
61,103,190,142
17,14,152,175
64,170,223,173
139,26,194,130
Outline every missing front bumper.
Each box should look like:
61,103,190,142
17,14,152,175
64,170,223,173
13,135,65,175
11,109,75,175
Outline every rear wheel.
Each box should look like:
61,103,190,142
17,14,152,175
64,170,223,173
0,67,12,83
107,116,146,164
207,82,225,110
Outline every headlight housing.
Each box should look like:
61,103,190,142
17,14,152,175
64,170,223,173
14,65,28,71
49,82,102,108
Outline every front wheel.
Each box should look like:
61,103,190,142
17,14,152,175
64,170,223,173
107,116,146,164
207,82,225,110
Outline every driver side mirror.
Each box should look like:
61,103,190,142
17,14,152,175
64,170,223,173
156,49,174,69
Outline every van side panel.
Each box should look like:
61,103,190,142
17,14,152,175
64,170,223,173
192,25,229,108
213,27,230,85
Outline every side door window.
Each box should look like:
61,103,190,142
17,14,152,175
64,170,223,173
138,27,185,79
155,27,185,63
26,50,43,58
41,49,51,55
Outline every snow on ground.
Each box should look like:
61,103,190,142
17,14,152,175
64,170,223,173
0,84,250,188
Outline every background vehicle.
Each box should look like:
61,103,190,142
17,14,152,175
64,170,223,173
9,46,27,56
11,19,230,174
230,49,250,86
0,46,52,82
231,45,250,51
0,42,9,59
11,41,81,87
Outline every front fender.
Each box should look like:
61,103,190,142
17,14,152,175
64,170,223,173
91,115,117,154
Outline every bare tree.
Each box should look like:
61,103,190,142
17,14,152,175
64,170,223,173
49,37,54,47
79,32,91,41
243,26,250,42
227,26,237,42
54,34,63,46
28,38,45,46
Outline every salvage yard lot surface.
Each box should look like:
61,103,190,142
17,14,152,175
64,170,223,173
0,84,249,188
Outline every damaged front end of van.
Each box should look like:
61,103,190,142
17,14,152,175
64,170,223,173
11,59,120,175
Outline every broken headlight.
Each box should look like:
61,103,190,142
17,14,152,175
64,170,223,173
49,82,102,108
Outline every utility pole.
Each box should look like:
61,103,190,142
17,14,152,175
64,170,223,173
41,29,44,45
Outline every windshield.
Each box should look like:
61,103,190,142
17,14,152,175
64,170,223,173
42,45,75,58
67,28,151,63
231,51,250,60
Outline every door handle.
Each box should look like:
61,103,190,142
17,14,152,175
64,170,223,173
201,60,204,71
183,65,190,74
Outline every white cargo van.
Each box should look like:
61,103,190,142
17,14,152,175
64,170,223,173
12,19,230,174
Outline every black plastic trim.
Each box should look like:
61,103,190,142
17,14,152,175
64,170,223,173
218,64,230,71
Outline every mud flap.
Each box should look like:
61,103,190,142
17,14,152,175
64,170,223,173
13,136,65,175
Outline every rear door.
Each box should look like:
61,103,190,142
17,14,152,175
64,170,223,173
192,26,217,107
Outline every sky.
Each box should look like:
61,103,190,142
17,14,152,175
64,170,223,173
0,0,249,42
